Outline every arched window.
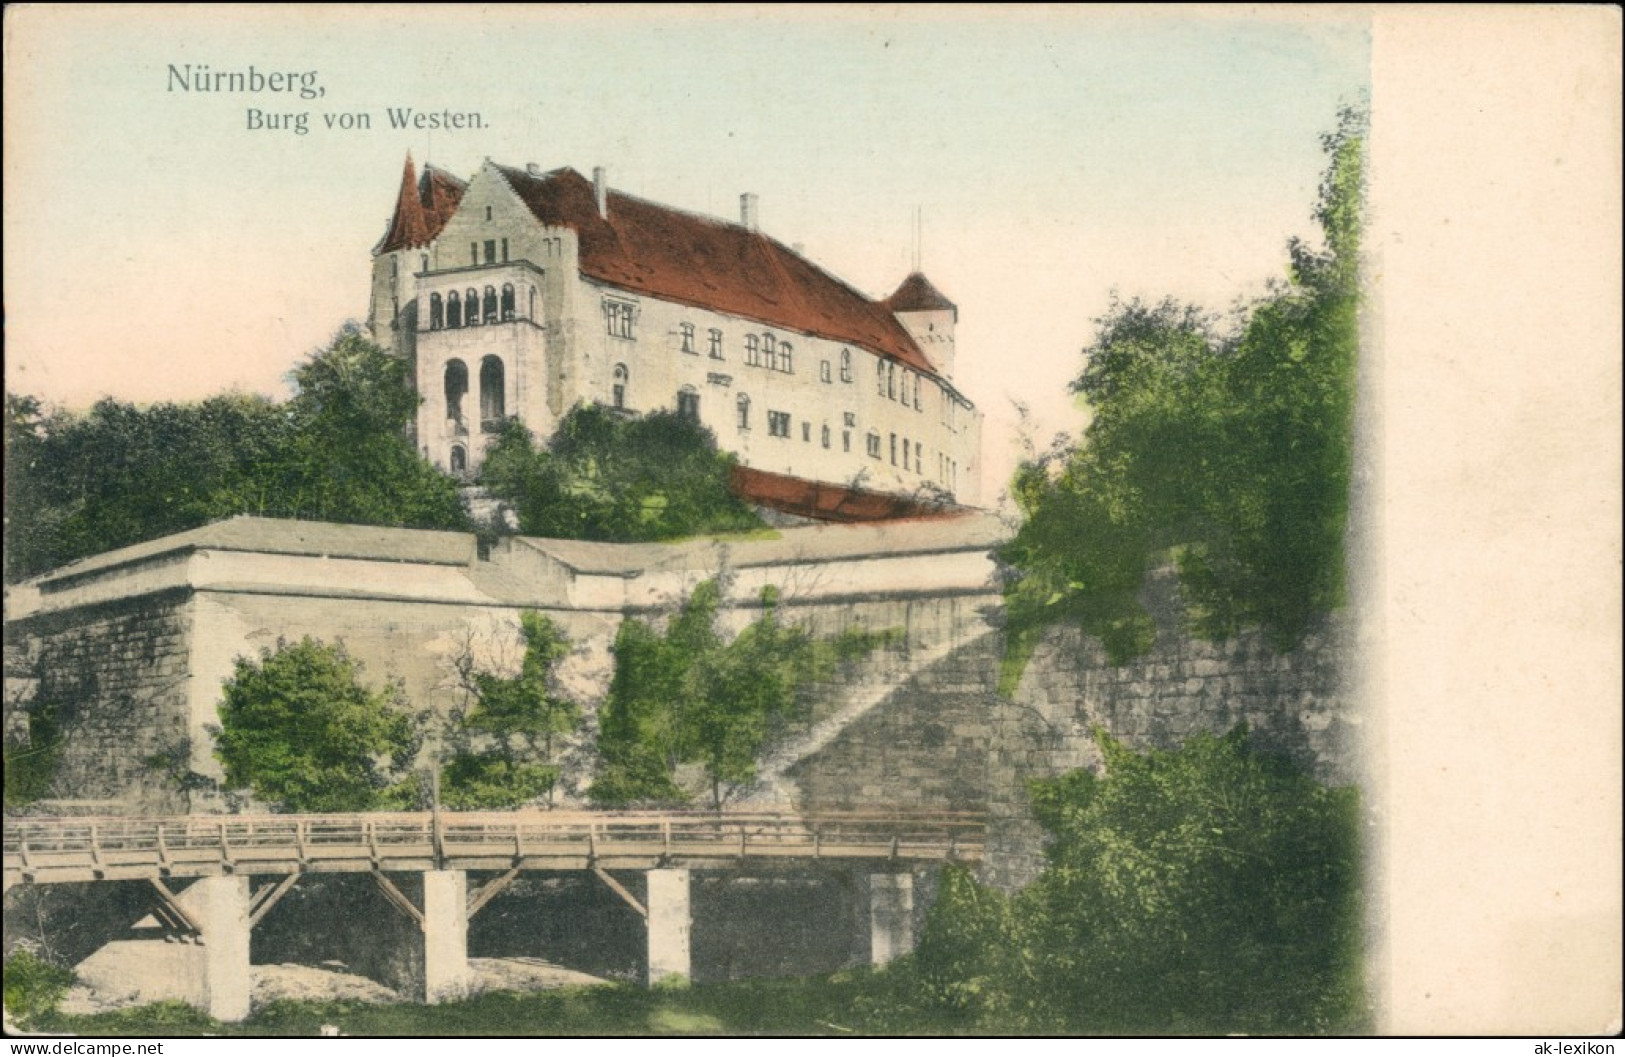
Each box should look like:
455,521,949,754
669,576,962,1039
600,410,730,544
429,293,444,330
820,360,832,383
447,290,462,328
466,289,480,325
501,284,515,321
840,348,852,383
779,343,793,374
444,359,468,430
677,386,700,422
746,334,760,367
762,334,776,370
613,363,629,409
736,393,751,431
483,286,498,324
450,445,467,474
480,355,505,426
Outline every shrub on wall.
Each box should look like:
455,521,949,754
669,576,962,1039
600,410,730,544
213,638,420,813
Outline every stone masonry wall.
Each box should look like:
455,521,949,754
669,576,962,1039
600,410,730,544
979,568,1357,891
8,589,196,814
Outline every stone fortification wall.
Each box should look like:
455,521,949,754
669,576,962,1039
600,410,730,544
4,515,1359,894
6,590,195,814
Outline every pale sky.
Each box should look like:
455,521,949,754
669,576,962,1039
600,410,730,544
4,6,1369,500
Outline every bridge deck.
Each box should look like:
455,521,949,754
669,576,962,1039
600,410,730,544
3,810,984,885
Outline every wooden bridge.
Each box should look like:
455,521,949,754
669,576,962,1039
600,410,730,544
3,809,984,1021
2,809,983,887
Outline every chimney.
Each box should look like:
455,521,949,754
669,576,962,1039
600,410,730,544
526,162,541,176
593,166,608,219
740,193,759,232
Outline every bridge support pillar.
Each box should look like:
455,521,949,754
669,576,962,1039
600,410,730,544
869,872,915,966
646,868,691,986
423,870,471,1003
178,875,252,1023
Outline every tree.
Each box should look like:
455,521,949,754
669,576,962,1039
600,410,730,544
4,327,469,582
479,403,765,542
998,107,1366,662
3,392,291,580
213,638,419,812
1018,727,1365,1033
227,326,469,530
589,579,897,808
439,612,580,809
901,728,1365,1035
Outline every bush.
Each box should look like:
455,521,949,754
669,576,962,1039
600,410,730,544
480,404,764,542
213,638,420,812
3,947,74,1027
899,727,1366,1035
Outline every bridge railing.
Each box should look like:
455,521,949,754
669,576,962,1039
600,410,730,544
3,809,985,882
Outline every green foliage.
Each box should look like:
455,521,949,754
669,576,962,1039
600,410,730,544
999,107,1365,666
2,948,75,1027
590,581,898,808
2,698,63,809
1018,727,1366,1033
440,613,579,809
4,327,467,582
222,328,470,532
894,729,1366,1035
479,404,765,542
213,638,420,812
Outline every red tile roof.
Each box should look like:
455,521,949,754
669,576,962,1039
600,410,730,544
492,165,940,377
377,156,467,253
730,465,971,523
886,272,958,320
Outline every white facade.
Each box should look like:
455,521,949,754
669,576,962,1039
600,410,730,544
369,160,983,508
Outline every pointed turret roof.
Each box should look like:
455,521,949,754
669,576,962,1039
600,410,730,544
376,154,468,254
886,272,957,319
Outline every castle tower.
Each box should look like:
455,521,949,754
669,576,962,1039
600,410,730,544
886,273,958,381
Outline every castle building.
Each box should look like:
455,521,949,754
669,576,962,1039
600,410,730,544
368,156,983,518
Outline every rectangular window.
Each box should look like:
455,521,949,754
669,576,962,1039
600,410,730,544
677,390,700,422
820,360,831,383
843,411,856,427
484,240,497,265
501,238,510,263
680,322,696,354
709,329,724,359
801,421,811,442
821,424,831,448
604,300,635,338
471,242,479,266
768,410,791,438
842,430,851,452
890,433,897,465
867,432,881,459
746,335,760,367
